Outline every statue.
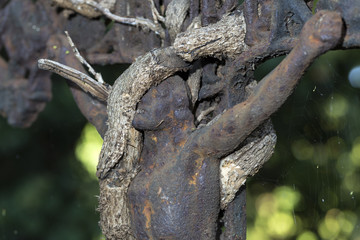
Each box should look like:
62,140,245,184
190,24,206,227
128,10,343,239
129,76,219,238
37,7,344,239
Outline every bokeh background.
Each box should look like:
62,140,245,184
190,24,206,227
248,49,360,240
1,47,360,239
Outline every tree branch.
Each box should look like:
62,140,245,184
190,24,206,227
148,0,165,23
174,12,249,61
37,59,110,102
65,31,104,84
98,47,189,179
84,0,165,39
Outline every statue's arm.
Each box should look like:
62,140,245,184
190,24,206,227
194,10,343,158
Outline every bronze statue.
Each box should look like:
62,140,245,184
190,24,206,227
129,76,220,238
128,10,343,239
35,2,346,237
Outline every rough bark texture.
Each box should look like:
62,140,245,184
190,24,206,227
108,10,342,239
220,119,276,209
97,48,188,239
5,0,355,239
165,0,190,41
98,47,189,179
52,0,116,18
174,12,248,61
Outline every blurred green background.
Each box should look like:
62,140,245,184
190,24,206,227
1,49,360,239
248,49,360,240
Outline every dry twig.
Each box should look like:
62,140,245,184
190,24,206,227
84,0,165,39
65,31,104,83
196,106,216,122
38,59,110,102
148,0,165,23
38,32,110,102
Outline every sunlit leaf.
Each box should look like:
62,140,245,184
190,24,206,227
75,123,103,178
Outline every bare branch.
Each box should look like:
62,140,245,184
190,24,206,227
38,59,110,102
51,0,116,18
165,0,190,41
98,47,188,179
84,0,165,39
64,31,104,84
148,0,165,23
187,65,202,106
220,120,276,209
196,106,215,122
174,13,249,61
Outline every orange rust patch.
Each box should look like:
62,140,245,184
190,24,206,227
177,139,187,148
144,181,151,190
168,110,175,119
149,163,156,170
177,124,191,147
189,150,204,186
308,35,321,45
151,89,158,98
142,200,155,229
189,173,198,185
182,124,189,130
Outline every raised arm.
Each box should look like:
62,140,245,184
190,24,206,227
195,10,343,158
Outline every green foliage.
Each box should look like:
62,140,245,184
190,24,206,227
248,49,360,239
0,79,101,239
75,123,103,178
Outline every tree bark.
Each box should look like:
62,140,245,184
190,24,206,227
0,0,356,239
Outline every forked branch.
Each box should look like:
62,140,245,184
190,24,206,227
38,59,110,102
84,0,165,39
38,32,110,102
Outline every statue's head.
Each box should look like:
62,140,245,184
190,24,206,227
132,75,193,131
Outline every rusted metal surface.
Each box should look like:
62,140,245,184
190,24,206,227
242,0,312,63
221,187,246,240
244,0,308,46
0,0,55,127
128,76,220,239
197,59,255,239
64,14,107,52
85,0,162,64
201,0,220,25
128,10,343,239
317,0,360,48
240,0,360,66
243,0,273,46
199,11,343,158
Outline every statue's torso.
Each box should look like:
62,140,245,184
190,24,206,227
128,139,220,240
